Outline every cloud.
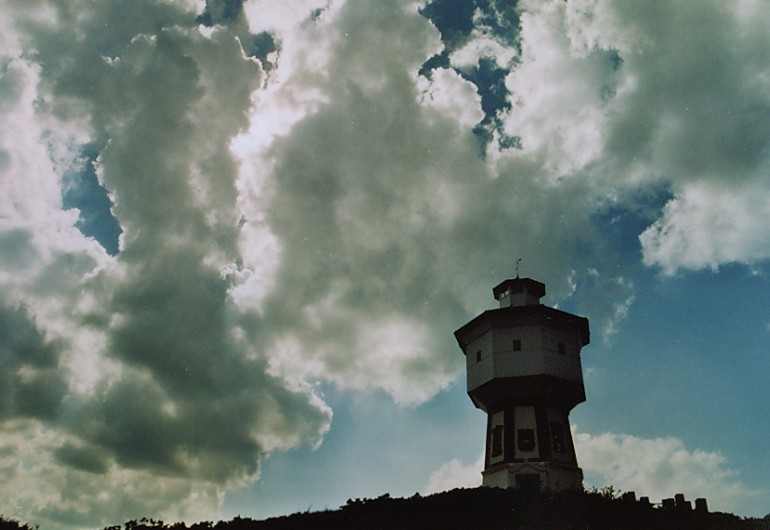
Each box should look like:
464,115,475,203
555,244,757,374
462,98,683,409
496,0,770,276
566,1,770,274
0,422,225,529
418,67,485,128
0,302,67,422
2,2,331,527
640,180,770,274
239,0,478,405
575,429,756,512
424,452,484,494
243,0,643,414
499,0,617,176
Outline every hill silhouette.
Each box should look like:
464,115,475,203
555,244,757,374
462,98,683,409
5,486,765,530
226,488,766,530
3,487,768,529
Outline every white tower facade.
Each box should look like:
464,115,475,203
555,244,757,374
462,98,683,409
454,278,589,491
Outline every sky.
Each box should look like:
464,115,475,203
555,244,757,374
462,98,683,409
0,0,769,527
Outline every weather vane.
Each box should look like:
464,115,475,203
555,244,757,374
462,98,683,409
515,258,522,279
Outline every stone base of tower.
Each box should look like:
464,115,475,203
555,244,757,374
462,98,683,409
482,462,583,492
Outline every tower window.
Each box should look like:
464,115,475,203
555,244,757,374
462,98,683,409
557,343,565,355
476,351,482,363
551,422,566,454
516,428,535,452
513,340,522,352
491,425,503,457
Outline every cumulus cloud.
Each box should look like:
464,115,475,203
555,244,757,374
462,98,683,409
0,303,67,422
496,0,770,275
640,180,770,274
424,452,484,494
564,0,770,274
247,0,645,415
0,422,225,528
499,0,617,176
575,429,756,512
2,1,330,527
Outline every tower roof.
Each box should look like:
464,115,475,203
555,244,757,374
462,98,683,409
454,304,590,350
492,277,546,301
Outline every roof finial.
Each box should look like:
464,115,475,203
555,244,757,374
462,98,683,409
515,258,522,279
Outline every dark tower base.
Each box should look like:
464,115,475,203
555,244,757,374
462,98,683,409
483,462,583,491
482,403,583,491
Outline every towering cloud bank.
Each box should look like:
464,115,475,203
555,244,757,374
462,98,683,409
1,1,332,526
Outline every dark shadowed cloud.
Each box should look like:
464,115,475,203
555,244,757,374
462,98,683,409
0,301,67,421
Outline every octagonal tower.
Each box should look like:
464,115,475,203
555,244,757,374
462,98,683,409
454,277,589,491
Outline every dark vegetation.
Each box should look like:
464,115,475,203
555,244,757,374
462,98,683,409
3,488,769,530
0,516,38,530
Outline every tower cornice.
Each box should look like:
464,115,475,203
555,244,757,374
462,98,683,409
454,304,590,351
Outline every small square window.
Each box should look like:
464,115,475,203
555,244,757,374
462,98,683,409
513,340,522,352
476,351,482,363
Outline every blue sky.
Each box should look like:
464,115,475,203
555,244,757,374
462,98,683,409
1,0,769,528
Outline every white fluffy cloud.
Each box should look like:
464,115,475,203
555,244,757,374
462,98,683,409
424,452,484,494
640,180,770,274
418,68,485,128
500,0,614,177
575,430,755,512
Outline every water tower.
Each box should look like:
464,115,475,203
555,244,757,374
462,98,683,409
454,277,589,491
